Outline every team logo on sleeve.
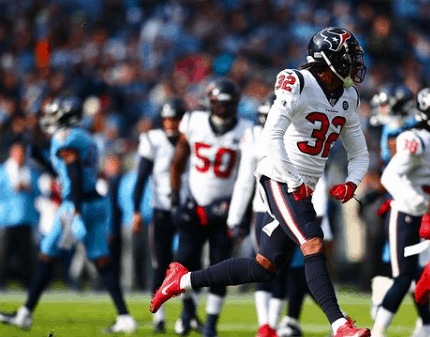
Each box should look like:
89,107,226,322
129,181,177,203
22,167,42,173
343,101,349,110
320,28,351,52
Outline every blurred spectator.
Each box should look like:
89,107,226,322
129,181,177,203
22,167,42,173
0,141,39,288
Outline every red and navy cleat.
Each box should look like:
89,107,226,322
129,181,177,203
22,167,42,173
149,262,188,313
416,261,430,305
333,317,371,337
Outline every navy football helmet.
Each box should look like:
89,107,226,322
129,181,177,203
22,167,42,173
415,87,430,127
257,93,276,126
207,79,240,132
306,27,366,88
40,96,82,135
160,97,187,120
369,83,414,127
160,97,187,137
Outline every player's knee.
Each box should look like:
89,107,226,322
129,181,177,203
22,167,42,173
94,256,111,269
300,237,324,255
39,253,54,263
255,254,278,281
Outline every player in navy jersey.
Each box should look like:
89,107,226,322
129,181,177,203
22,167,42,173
150,27,371,337
0,96,137,333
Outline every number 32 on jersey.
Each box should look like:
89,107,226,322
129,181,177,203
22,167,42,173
298,112,346,158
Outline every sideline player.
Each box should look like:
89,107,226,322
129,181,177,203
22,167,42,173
371,86,430,337
132,97,190,333
366,83,417,318
150,27,371,337
169,78,252,337
0,96,137,333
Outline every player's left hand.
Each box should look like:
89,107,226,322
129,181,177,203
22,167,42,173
329,182,357,203
420,214,430,240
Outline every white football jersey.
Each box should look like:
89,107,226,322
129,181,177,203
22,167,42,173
256,69,369,190
138,129,188,210
227,125,265,227
179,111,252,206
381,128,430,216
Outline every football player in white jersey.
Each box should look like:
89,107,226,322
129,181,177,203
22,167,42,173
228,94,334,337
370,87,430,337
132,97,189,333
167,78,252,337
150,27,370,337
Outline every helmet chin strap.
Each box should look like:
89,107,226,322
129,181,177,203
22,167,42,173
320,51,353,88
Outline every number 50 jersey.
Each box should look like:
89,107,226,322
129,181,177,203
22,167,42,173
179,111,253,206
256,68,369,189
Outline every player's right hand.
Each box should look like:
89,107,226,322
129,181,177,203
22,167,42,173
420,214,430,240
293,183,313,202
132,212,144,234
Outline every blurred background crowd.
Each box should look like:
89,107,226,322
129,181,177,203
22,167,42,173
0,0,429,293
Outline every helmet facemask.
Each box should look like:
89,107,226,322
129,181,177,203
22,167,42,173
319,47,366,88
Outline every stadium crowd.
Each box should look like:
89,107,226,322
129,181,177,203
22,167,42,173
0,0,430,293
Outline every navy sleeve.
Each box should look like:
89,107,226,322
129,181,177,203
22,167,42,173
66,161,83,213
133,156,153,212
28,144,57,177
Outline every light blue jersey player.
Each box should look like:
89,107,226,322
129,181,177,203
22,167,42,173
0,96,137,333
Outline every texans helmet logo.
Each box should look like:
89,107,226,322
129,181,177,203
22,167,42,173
320,28,351,52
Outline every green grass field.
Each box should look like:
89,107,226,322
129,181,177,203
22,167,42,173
0,288,420,337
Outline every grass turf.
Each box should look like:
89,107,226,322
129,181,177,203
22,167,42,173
0,289,420,336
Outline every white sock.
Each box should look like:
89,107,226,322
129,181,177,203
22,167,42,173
268,297,285,328
180,272,192,290
372,307,394,335
206,293,224,315
17,306,30,318
153,304,166,322
331,317,347,334
254,291,271,326
422,324,430,334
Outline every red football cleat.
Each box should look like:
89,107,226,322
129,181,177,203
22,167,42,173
416,262,430,305
333,317,371,337
255,324,278,337
149,262,188,313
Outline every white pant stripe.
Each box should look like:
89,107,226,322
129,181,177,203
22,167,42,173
270,180,307,245
389,208,400,277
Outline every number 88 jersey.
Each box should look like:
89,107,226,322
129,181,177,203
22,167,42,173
256,68,369,189
179,111,252,206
